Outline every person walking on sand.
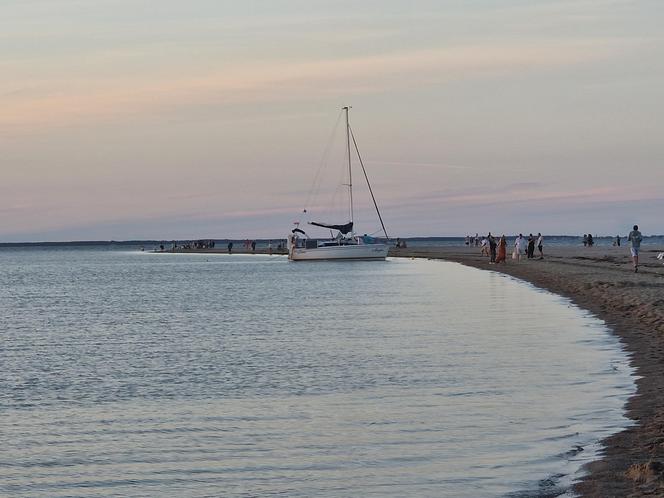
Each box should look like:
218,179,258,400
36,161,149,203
628,225,643,273
480,236,489,256
536,233,544,259
488,233,497,263
527,234,535,259
513,234,524,262
496,235,507,263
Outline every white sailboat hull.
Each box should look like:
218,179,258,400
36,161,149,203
289,243,388,261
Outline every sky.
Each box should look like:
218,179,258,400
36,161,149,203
1,0,663,241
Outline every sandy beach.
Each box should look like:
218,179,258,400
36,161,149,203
393,244,664,497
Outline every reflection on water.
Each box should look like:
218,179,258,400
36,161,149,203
0,249,634,497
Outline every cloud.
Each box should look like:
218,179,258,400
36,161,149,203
1,37,642,131
365,160,472,170
379,183,657,211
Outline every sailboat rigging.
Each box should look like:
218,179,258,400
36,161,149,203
287,106,389,261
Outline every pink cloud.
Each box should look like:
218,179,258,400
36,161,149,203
1,38,639,131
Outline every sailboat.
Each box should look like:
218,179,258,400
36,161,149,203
287,106,390,261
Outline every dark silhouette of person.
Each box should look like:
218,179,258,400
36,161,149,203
488,233,497,263
527,234,535,259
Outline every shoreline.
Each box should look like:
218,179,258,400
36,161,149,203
393,245,664,497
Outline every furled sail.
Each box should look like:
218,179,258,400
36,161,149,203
309,221,354,234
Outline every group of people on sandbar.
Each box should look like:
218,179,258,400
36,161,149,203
473,226,645,273
464,234,481,247
476,233,544,264
229,240,285,254
582,234,595,247
165,240,215,251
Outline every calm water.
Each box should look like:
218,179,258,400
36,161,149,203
0,248,634,497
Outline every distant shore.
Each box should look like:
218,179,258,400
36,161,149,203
155,247,290,256
3,235,663,249
393,244,664,497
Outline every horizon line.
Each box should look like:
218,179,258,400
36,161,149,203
1,234,659,246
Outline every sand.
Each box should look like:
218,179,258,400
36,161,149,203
393,244,664,497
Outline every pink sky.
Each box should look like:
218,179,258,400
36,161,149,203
1,1,662,241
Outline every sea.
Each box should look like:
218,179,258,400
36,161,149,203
0,247,635,497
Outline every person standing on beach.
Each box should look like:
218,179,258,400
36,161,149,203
227,241,233,254
616,235,621,247
527,234,535,259
583,234,588,247
536,233,544,259
480,237,489,256
628,225,643,272
514,234,524,262
488,233,497,263
496,235,507,263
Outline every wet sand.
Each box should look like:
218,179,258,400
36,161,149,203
393,244,664,497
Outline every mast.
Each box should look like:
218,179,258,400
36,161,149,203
343,106,354,225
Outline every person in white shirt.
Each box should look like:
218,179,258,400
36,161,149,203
480,237,489,256
513,234,524,262
536,233,544,259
